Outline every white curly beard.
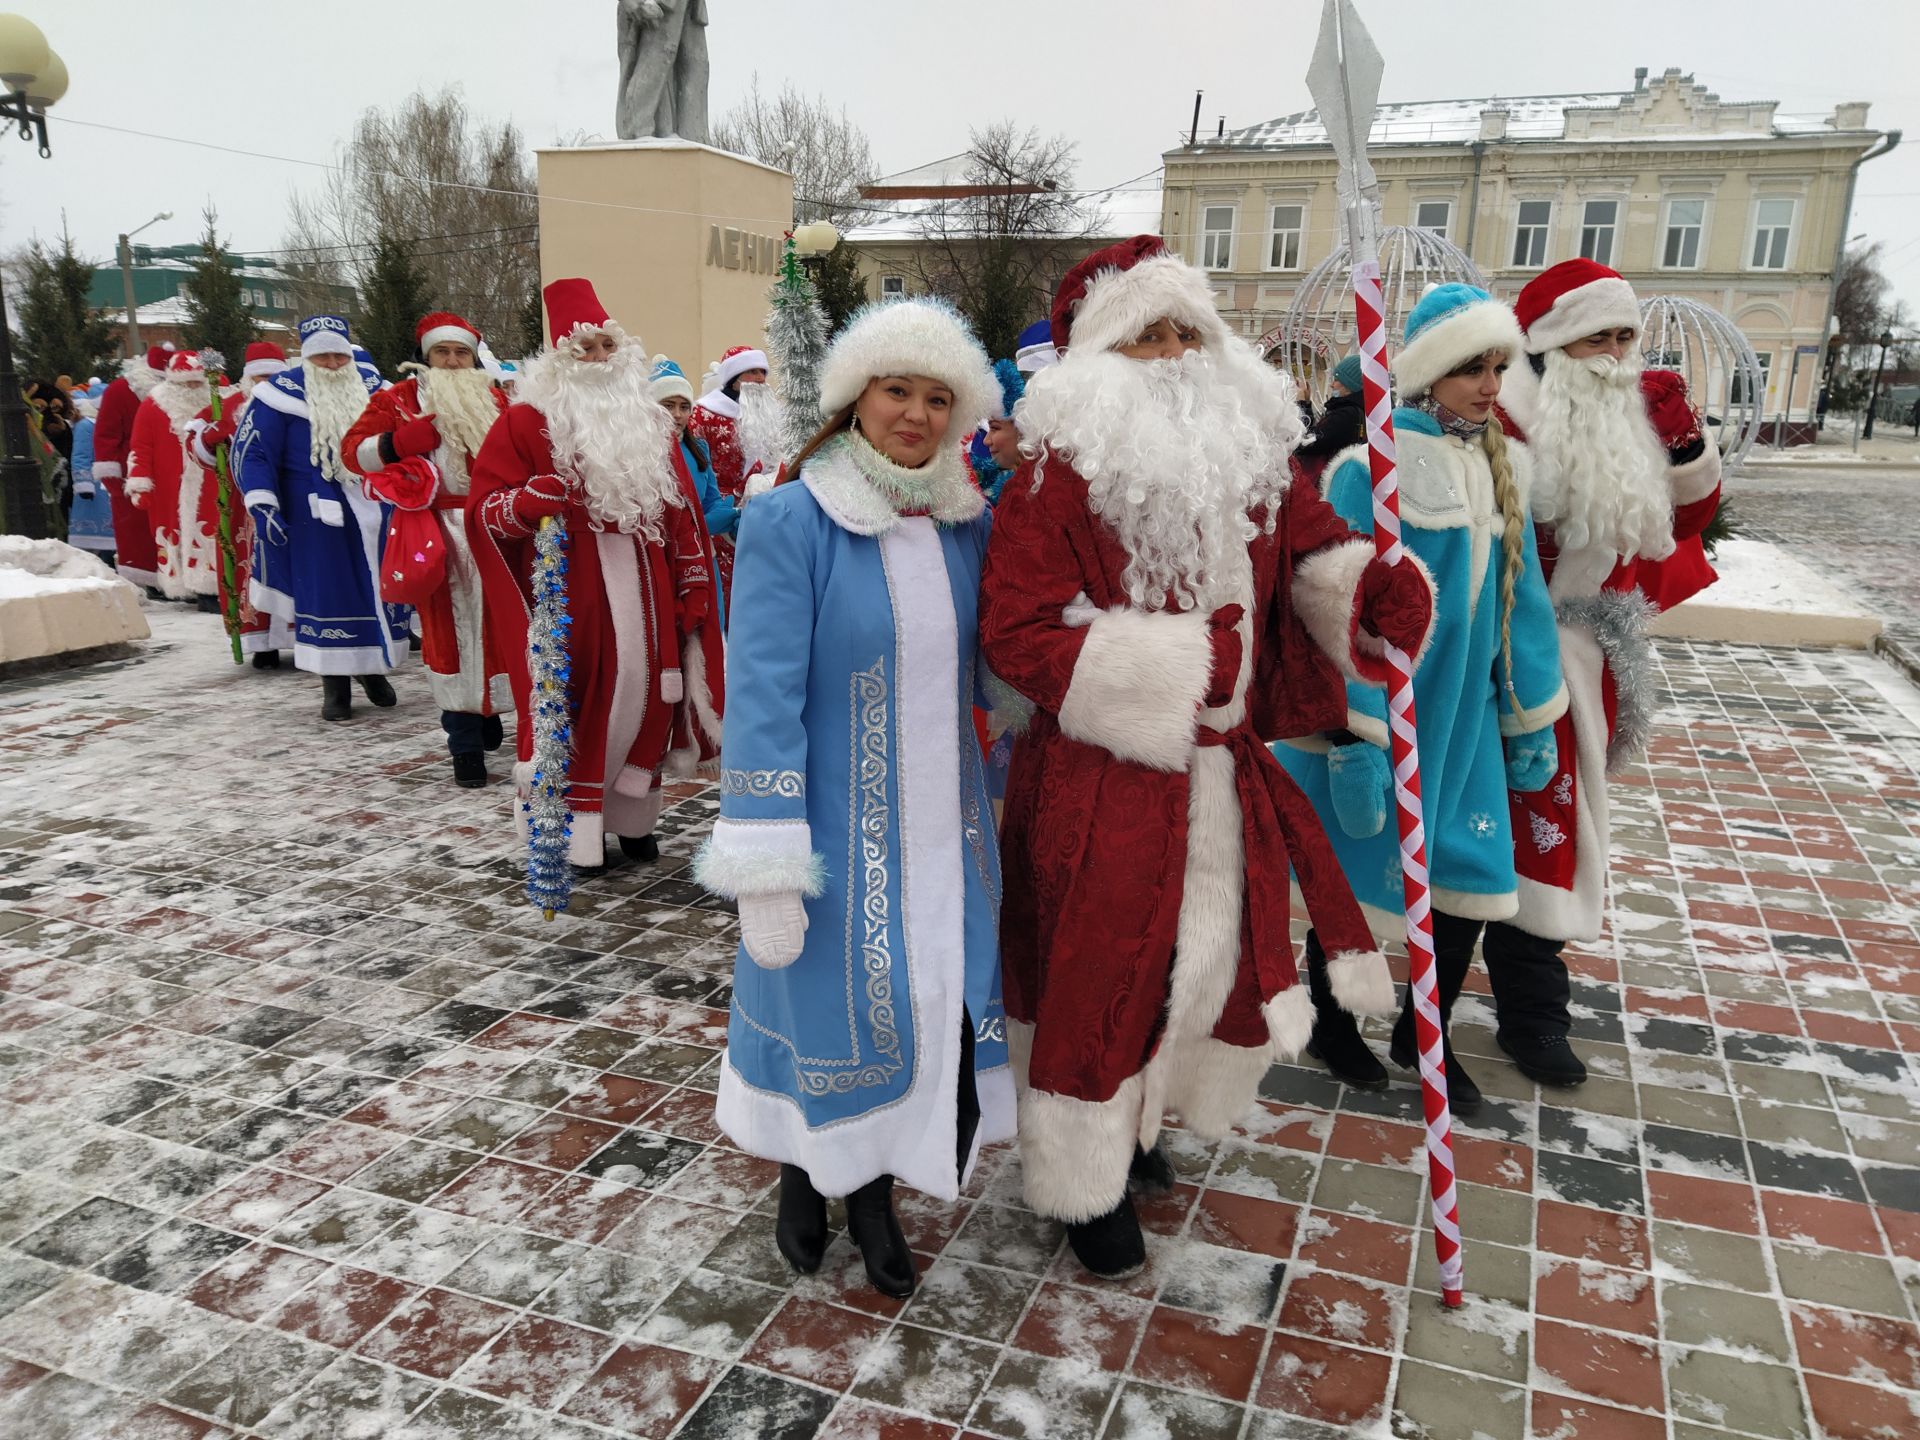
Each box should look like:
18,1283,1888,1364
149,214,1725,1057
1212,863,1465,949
151,379,209,437
415,365,501,494
1526,348,1675,562
734,381,787,477
1016,342,1304,611
304,361,372,484
514,331,682,540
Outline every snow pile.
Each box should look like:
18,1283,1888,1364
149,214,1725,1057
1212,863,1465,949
1651,537,1880,648
0,537,150,665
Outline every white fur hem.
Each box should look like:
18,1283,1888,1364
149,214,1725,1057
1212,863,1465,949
1262,985,1315,1061
1430,886,1521,923
1499,680,1570,737
1327,949,1396,1018
693,817,826,899
1056,606,1209,771
1010,1021,1138,1224
92,460,124,480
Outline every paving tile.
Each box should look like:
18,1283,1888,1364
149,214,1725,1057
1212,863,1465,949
452,1312,616,1410
1527,1392,1667,1440
1401,1292,1528,1383
1129,1305,1265,1401
1532,1319,1661,1410
850,1324,999,1423
356,1286,517,1380
1651,1223,1772,1294
1253,1333,1391,1428
1771,1242,1913,1317
163,1325,334,1428
1661,1281,1792,1360
255,1353,436,1439
560,1339,720,1433
1666,1347,1810,1439
1104,1382,1245,1440
1393,1358,1524,1440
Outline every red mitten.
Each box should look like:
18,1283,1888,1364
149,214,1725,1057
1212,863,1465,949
1205,604,1245,708
1639,369,1700,453
511,472,573,527
679,585,711,633
392,415,442,459
1358,555,1432,656
203,415,237,450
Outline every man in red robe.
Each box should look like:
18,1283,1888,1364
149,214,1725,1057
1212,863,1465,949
687,342,770,602
981,237,1434,1277
469,277,724,868
127,351,219,604
94,345,169,594
343,311,510,788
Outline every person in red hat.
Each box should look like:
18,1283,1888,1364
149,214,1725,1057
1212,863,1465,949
979,235,1435,1279
93,344,172,594
1487,258,1723,1089
687,341,772,607
469,278,724,867
342,312,510,787
126,351,222,605
187,342,295,667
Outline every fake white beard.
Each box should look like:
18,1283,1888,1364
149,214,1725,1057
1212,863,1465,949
414,364,501,494
514,334,682,540
122,359,162,401
1016,343,1304,610
151,379,209,436
734,381,787,474
304,360,372,484
1527,348,1675,561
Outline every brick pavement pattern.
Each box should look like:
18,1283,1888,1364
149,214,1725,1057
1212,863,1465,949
1,606,1917,1440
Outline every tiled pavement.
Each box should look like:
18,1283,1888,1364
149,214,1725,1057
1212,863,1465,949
1,605,1918,1440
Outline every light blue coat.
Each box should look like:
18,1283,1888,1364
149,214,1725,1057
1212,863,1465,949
697,438,1013,1201
66,417,117,555
1276,409,1567,925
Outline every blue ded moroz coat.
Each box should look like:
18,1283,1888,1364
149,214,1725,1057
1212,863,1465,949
235,355,411,675
1276,409,1567,928
695,438,1015,1202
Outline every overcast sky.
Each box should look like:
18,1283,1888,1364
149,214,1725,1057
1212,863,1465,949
4,0,1917,317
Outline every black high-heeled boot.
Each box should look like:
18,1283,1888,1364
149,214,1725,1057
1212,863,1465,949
1067,1192,1146,1280
845,1174,915,1298
1302,930,1388,1090
1388,913,1483,1116
774,1164,828,1275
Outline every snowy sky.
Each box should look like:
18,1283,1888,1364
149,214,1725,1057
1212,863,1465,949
2,0,1917,316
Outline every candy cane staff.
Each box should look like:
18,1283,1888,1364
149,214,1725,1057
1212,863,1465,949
467,278,723,873
979,234,1434,1282
694,299,1023,1301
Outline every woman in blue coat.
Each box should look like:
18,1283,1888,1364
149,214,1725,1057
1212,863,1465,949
1275,285,1567,1114
651,354,738,630
694,301,1016,1299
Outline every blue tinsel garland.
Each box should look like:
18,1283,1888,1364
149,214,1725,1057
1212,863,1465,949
524,516,574,918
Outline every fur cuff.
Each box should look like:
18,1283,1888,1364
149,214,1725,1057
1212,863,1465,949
694,818,826,899
1327,950,1397,1018
1056,606,1210,771
1498,680,1570,738
1010,1022,1139,1224
92,460,124,480
1669,442,1721,506
1262,985,1315,1061
1294,540,1435,682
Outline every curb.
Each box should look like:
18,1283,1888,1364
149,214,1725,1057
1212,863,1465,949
1875,634,1920,690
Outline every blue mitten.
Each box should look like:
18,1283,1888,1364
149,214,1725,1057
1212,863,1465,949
1505,729,1558,793
1327,742,1391,839
249,503,288,547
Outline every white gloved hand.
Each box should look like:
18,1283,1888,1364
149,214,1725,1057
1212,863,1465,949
739,890,807,969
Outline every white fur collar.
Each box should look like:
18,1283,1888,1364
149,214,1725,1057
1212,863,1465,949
801,436,984,536
695,390,739,421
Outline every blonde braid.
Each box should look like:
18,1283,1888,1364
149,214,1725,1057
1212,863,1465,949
1483,417,1527,717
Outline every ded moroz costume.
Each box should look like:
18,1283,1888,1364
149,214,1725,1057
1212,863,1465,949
687,342,771,600
126,351,219,601
94,345,170,591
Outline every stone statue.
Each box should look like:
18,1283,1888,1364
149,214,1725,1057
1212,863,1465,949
615,0,710,144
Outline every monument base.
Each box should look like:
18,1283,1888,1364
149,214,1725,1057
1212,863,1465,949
536,139,793,375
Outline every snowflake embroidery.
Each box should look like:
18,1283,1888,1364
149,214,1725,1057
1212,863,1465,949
1552,772,1573,807
1468,812,1498,839
1530,814,1568,853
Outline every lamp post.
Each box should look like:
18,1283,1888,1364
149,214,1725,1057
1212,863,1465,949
117,212,175,359
1862,327,1895,441
0,13,67,540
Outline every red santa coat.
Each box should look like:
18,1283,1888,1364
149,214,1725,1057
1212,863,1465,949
468,403,724,863
127,390,219,599
687,395,750,598
979,457,1395,1223
188,389,291,655
342,376,508,715
94,374,162,587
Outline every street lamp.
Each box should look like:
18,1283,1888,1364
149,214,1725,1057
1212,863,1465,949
118,212,176,359
1862,327,1895,441
0,13,66,540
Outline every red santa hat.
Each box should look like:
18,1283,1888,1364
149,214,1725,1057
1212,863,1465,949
713,343,770,391
416,310,482,356
242,341,288,380
1514,259,1641,356
1050,234,1228,355
164,351,206,382
144,344,173,371
543,277,614,348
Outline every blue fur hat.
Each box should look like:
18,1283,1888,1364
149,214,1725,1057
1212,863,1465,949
992,359,1025,420
1392,284,1523,399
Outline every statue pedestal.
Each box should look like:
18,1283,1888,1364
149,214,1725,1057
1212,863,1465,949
535,139,792,371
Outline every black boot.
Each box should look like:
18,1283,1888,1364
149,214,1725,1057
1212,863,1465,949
1497,1032,1588,1087
250,650,280,671
1067,1192,1146,1280
1128,1142,1176,1193
356,674,397,707
774,1164,828,1275
146,586,166,602
1302,930,1388,1090
1482,922,1585,1086
321,676,352,722
195,594,220,614
1387,911,1483,1115
451,753,487,789
619,834,660,863
845,1175,915,1298
1389,1017,1483,1117
481,714,505,752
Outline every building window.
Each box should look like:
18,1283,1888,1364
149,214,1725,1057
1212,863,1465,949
1414,200,1452,240
272,291,287,310
879,275,905,301
1202,205,1235,271
252,288,267,306
1730,352,1772,406
1579,200,1618,266
176,282,189,299
1750,198,1795,269
1511,201,1552,268
1267,204,1303,270
1662,198,1706,269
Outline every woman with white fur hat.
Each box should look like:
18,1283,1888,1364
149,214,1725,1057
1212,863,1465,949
694,299,1018,1300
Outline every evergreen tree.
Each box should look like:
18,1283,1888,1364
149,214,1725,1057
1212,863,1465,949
802,242,866,338
180,206,259,374
12,227,117,381
360,233,430,378
516,283,545,359
767,236,831,457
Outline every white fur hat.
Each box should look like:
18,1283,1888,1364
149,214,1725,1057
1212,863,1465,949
818,300,998,438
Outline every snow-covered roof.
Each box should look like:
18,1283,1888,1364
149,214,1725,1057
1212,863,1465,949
863,154,977,192
843,176,1164,245
100,297,293,333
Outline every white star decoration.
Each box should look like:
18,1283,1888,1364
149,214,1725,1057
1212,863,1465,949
1469,812,1498,838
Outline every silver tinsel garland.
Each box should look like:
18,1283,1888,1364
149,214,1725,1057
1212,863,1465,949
524,516,574,918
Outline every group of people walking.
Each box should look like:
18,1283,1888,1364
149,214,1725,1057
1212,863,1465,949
70,236,1716,1300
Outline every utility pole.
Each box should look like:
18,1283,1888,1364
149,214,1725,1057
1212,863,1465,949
118,232,140,359
1862,328,1894,440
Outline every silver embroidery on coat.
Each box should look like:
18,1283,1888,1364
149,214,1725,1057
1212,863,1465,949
720,767,805,799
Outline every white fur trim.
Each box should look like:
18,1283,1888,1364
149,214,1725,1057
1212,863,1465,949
743,468,777,500
694,817,825,899
1055,606,1210,772
1067,252,1228,356
419,323,479,357
1430,886,1520,923
1326,949,1396,1018
354,434,387,474
1009,1021,1138,1223
694,389,739,421
1393,301,1526,400
1669,442,1721,506
683,628,723,751
1523,277,1640,356
800,440,983,538
713,347,769,392
1293,539,1372,680
1512,623,1610,942
243,357,287,380
242,488,278,510
1262,985,1315,1061
91,460,124,480
818,302,999,438
1498,680,1570,738
300,331,354,360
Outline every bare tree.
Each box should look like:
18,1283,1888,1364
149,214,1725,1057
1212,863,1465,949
1828,241,1914,407
907,123,1101,359
712,76,876,223
281,88,540,352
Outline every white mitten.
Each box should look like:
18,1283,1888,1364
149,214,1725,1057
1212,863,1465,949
739,890,808,969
